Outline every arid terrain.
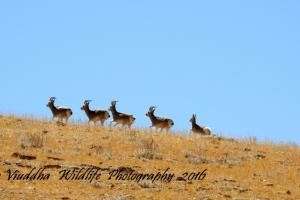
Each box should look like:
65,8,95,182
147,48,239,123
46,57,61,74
0,115,299,200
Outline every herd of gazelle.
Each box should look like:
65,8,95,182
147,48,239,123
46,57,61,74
46,97,211,135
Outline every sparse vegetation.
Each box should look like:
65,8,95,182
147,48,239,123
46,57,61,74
1,115,300,199
135,138,162,160
138,180,156,188
184,150,214,164
19,132,45,148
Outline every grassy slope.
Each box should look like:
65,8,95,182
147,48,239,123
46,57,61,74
0,115,299,200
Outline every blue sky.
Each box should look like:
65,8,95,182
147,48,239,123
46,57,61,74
0,1,299,143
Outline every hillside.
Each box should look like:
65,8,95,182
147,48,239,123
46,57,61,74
0,115,299,200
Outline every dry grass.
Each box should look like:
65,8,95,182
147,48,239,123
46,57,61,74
0,115,300,200
135,137,162,160
19,132,45,148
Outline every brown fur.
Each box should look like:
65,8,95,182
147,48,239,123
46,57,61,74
81,100,110,126
46,97,72,124
189,114,211,135
146,106,174,132
108,101,135,128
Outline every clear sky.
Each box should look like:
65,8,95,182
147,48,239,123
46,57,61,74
0,1,299,143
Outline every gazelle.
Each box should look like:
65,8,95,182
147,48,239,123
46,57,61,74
146,106,174,132
189,114,211,135
46,97,72,124
108,101,135,128
81,100,110,126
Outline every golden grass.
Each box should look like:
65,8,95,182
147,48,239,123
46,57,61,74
0,115,300,199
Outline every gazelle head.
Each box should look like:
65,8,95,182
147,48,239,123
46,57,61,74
109,100,118,111
146,106,156,117
190,114,197,123
47,97,56,107
81,100,91,110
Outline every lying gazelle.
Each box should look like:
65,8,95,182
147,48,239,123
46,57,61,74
81,100,110,126
146,106,174,132
108,101,136,128
189,114,211,135
46,97,73,124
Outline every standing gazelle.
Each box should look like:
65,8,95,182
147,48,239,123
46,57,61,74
189,114,211,135
81,100,110,126
146,106,174,132
108,101,136,128
46,97,73,124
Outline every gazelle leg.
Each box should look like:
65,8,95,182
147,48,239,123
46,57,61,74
149,126,153,132
113,122,119,127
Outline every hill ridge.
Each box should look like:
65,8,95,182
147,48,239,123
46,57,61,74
0,115,299,199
